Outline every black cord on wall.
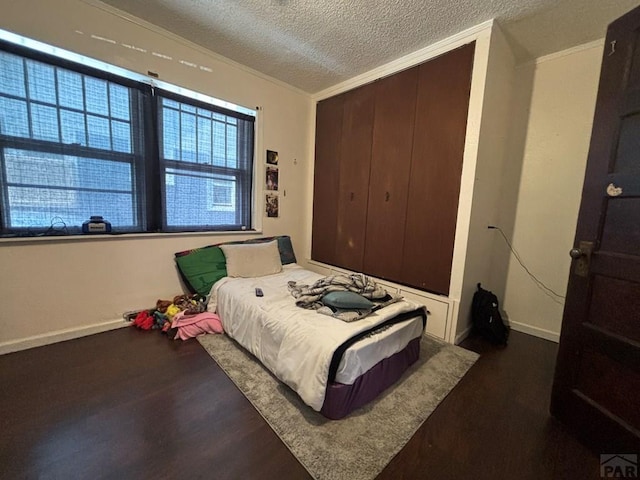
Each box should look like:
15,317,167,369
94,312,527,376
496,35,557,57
488,225,566,306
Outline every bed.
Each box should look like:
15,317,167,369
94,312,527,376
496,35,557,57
206,240,427,419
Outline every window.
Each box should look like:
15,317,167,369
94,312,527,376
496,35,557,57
158,94,254,230
0,40,255,237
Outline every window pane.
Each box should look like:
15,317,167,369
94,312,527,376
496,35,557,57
77,190,135,226
26,60,56,104
4,149,134,228
0,51,26,97
181,103,196,114
87,114,111,149
163,107,180,160
5,149,133,191
5,149,78,188
7,187,134,228
57,69,84,110
212,120,226,167
8,186,78,226
208,178,235,208
75,156,132,192
165,169,238,227
60,110,86,145
31,103,59,141
109,84,130,121
162,98,179,109
0,97,29,137
197,116,211,164
111,120,131,153
226,124,237,168
180,112,196,162
85,77,108,115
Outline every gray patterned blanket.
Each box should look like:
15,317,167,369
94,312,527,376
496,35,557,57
287,272,387,310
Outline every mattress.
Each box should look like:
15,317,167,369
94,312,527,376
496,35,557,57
209,264,426,411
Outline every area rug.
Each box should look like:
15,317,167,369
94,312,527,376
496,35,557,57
197,333,478,480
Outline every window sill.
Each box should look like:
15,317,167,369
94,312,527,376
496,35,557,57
0,229,263,245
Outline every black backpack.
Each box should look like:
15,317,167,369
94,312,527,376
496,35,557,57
471,283,509,345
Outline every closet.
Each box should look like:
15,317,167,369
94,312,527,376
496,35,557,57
311,43,475,296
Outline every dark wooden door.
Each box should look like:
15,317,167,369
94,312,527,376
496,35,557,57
400,43,474,295
311,95,344,264
334,82,377,271
363,66,419,280
550,5,640,452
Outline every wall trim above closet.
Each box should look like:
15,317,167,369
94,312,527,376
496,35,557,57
311,19,494,102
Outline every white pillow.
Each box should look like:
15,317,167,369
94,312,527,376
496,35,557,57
221,240,283,278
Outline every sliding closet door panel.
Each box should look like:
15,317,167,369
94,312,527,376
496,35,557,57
363,67,419,280
312,95,344,264
402,43,475,295
335,83,377,271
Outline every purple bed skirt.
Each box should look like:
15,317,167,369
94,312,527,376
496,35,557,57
320,336,421,420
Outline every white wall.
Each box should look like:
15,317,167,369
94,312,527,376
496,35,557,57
0,0,313,352
498,42,603,342
454,24,516,340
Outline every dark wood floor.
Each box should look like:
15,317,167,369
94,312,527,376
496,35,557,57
0,328,602,479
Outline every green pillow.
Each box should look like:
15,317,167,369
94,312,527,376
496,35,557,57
175,246,227,296
322,291,374,310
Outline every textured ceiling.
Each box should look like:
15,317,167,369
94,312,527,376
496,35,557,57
97,0,640,93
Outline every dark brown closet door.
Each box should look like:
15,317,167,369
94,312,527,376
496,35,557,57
401,43,475,295
311,95,344,264
335,83,377,271
363,67,419,280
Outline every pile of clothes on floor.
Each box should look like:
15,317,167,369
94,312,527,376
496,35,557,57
130,294,223,340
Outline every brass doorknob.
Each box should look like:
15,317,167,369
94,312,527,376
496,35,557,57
569,241,594,277
569,248,583,259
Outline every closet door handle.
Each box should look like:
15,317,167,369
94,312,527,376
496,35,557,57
350,192,354,201
385,192,390,202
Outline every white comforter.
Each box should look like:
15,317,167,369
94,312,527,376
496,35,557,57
209,264,423,411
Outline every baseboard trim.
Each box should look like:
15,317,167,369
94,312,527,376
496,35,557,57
0,319,130,355
454,324,474,345
509,321,560,343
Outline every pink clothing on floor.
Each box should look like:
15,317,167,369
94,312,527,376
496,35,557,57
171,311,224,340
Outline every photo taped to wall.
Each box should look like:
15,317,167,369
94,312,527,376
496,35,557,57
266,193,279,217
267,150,279,165
266,166,278,191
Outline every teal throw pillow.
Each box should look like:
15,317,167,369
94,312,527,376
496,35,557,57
322,291,374,310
